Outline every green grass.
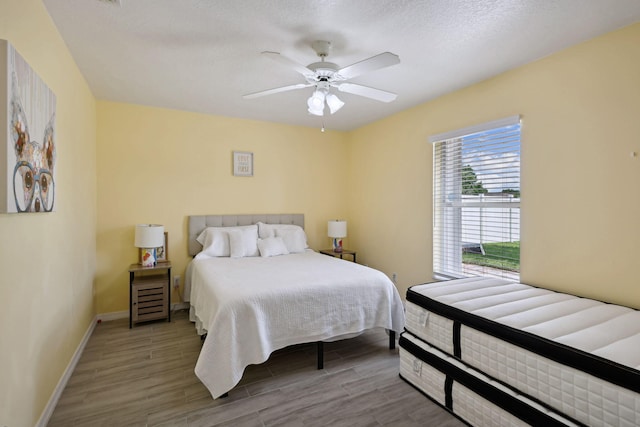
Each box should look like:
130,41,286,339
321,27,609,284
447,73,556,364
462,241,520,272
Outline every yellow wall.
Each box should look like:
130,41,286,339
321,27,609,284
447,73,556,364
97,23,640,314
0,0,97,426
348,23,640,308
96,102,348,314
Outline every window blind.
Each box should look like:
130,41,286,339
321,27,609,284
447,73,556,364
432,116,521,281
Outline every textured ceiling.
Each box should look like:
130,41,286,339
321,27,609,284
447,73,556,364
43,0,640,131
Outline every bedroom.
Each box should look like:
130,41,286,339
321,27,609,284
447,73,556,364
0,0,639,426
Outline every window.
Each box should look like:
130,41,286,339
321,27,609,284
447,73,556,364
431,116,521,281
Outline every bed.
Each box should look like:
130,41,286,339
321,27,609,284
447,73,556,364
184,214,405,399
400,276,640,427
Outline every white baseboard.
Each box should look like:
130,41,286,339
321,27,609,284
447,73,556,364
36,315,97,427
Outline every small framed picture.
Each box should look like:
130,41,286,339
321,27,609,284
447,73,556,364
156,232,169,262
233,151,253,177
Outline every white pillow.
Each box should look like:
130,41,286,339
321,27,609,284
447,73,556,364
257,237,289,257
200,229,230,257
257,222,275,238
228,227,260,258
228,230,244,258
197,225,259,257
275,228,307,253
258,222,308,243
196,228,209,245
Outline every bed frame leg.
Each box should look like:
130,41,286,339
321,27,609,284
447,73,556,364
317,341,324,369
389,330,396,350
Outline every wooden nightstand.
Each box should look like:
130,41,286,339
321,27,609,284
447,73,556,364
128,261,171,328
319,249,357,263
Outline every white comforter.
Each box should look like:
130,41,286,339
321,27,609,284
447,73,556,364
189,250,405,398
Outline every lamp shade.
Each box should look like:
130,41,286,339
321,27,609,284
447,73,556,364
134,224,164,248
328,220,347,238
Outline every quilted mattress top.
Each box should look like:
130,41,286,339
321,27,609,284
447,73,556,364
410,277,640,371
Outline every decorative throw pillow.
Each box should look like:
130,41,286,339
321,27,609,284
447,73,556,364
275,228,307,253
257,237,290,257
227,230,244,258
228,227,260,258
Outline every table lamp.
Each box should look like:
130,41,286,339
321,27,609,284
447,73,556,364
135,224,164,267
328,220,347,253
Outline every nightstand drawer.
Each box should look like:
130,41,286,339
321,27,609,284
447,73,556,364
132,281,168,323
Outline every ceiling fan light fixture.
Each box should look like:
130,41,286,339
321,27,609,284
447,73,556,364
308,106,324,116
325,93,344,114
307,90,326,116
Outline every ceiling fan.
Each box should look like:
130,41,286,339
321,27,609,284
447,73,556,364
243,40,400,116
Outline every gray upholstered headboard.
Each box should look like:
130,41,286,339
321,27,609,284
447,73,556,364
188,214,304,256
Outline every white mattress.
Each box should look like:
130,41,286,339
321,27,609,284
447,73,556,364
406,277,640,427
189,250,405,398
400,332,578,426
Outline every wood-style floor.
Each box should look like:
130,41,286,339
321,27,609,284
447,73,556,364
48,310,465,426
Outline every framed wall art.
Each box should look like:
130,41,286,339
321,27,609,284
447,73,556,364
1,39,57,213
233,151,253,177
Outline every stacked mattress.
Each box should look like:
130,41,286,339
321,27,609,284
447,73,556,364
399,277,640,427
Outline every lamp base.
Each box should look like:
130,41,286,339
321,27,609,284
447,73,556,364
140,248,156,267
332,238,343,253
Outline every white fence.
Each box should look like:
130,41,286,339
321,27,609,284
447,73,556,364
461,194,520,244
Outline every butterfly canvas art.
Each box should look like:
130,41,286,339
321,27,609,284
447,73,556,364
1,39,57,213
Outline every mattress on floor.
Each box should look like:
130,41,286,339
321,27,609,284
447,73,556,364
405,277,640,427
399,331,580,427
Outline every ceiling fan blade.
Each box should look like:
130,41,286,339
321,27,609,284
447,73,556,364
336,83,397,103
262,51,316,78
243,83,312,99
335,52,400,80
